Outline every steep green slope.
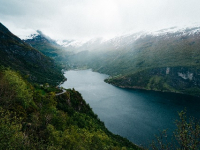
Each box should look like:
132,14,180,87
0,68,140,150
0,22,65,85
67,28,200,96
24,30,60,58
24,31,70,68
0,23,141,149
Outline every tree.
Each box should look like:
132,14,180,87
151,110,200,150
0,69,33,109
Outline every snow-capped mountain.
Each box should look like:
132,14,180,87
55,25,200,53
23,24,200,55
55,37,106,53
23,30,40,40
21,25,200,97
23,30,67,62
65,25,200,97
103,25,200,49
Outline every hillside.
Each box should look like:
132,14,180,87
0,22,65,85
24,31,70,68
65,26,200,96
0,23,140,149
0,68,139,149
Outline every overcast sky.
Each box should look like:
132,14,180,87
0,0,200,40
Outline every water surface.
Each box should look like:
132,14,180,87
61,69,200,146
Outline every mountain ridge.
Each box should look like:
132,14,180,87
23,30,71,69
0,22,140,150
54,25,200,52
63,26,200,97
22,25,200,96
0,22,65,85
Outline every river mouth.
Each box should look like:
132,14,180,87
60,69,200,146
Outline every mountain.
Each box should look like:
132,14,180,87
0,22,65,85
65,26,200,97
0,23,140,149
24,30,70,68
56,37,106,53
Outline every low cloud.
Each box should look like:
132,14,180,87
0,0,200,40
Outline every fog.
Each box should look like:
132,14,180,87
0,0,200,40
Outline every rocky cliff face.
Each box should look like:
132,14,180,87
0,22,64,85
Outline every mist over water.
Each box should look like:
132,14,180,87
61,69,200,146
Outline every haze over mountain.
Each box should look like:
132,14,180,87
56,25,200,97
5,0,200,97
1,0,200,149
55,25,200,52
24,30,66,59
1,0,200,40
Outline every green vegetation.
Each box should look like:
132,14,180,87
0,23,65,85
1,22,200,149
0,68,199,149
151,110,200,150
0,68,140,150
24,30,71,69
0,22,141,149
1,68,200,149
105,67,200,96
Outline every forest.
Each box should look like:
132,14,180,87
0,67,139,150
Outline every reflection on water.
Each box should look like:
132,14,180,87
61,69,200,146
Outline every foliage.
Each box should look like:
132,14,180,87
174,111,200,149
0,107,25,150
3,69,33,108
0,69,140,150
150,110,200,150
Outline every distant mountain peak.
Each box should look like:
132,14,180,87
23,31,39,40
24,30,58,46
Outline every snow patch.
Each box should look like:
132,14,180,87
178,72,193,80
22,30,39,40
166,67,170,75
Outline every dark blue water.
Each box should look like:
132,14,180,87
61,69,200,146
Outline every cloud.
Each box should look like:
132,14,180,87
0,0,200,40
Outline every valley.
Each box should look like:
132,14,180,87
57,26,200,97
0,22,140,149
1,1,200,149
1,21,200,149
60,69,200,146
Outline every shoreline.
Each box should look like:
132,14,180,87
105,80,200,98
